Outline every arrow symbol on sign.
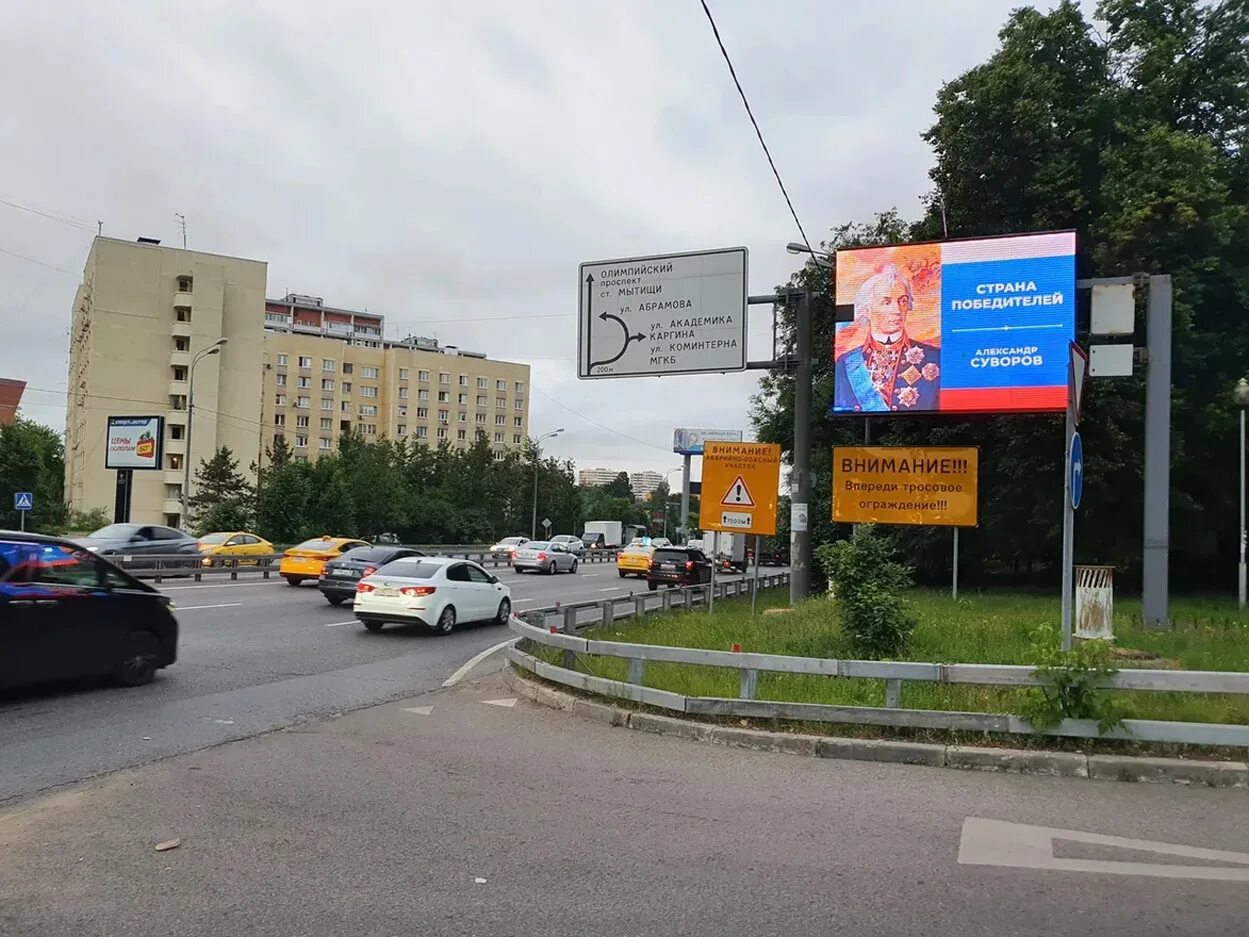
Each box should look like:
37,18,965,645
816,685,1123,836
1073,460,1082,477
583,273,594,373
589,311,646,371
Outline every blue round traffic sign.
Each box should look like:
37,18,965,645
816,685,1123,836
1069,432,1083,510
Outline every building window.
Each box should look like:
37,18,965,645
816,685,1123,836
514,416,522,427
174,337,189,352
475,413,486,424
361,366,379,379
341,401,351,412
398,386,408,399
439,372,449,385
176,275,193,293
171,366,187,381
322,359,335,372
276,373,287,387
513,434,521,444
417,407,428,419
438,391,448,402
397,424,407,436
457,393,467,404
496,396,506,408
321,399,333,411
297,396,310,408
398,406,407,418
298,356,311,369
476,395,486,407
342,382,352,394
273,434,284,448
295,435,308,448
477,377,487,389
458,412,467,423
275,394,287,406
297,376,311,389
342,362,353,375
514,399,523,410
416,426,427,438
496,379,507,392
399,368,409,380
360,386,378,398
438,409,448,421
494,432,504,443
419,370,429,382
321,379,334,392
437,427,447,439
515,381,524,394
175,308,191,323
418,389,429,401
360,405,378,417
277,353,288,366
495,415,505,425
274,414,285,427
296,415,310,428
458,375,468,387
320,418,332,431
319,437,332,450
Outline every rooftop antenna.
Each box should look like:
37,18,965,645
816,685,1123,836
96,220,102,236
175,212,187,248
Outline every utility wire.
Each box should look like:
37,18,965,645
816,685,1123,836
0,245,78,275
530,386,672,454
697,0,813,253
0,196,96,232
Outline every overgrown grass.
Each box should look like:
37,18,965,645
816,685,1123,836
540,588,1249,728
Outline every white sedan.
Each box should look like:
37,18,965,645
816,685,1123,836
353,556,512,634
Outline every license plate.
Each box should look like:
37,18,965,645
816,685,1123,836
661,563,676,570
333,569,357,578
376,587,398,597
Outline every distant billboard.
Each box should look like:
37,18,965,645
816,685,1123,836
673,427,744,455
831,231,1075,415
105,416,163,470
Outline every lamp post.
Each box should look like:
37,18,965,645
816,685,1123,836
1235,378,1249,609
662,465,683,539
181,338,228,527
531,428,564,539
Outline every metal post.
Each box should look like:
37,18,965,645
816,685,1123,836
1239,407,1246,610
530,446,540,540
680,454,691,544
1061,403,1075,651
19,509,25,532
181,368,196,525
952,527,959,601
751,533,760,616
790,290,812,604
1142,275,1172,628
708,530,718,614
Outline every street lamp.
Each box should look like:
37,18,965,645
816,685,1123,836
181,338,228,527
531,428,564,539
787,242,832,269
1235,378,1249,609
662,465,684,540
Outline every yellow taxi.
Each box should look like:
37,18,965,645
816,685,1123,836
279,536,370,585
616,539,654,579
198,531,275,567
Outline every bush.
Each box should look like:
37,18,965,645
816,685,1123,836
1018,625,1123,733
816,525,917,659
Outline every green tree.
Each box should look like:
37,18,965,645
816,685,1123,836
189,446,254,534
602,471,633,501
0,415,66,533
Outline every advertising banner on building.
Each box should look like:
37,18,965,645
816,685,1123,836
833,446,978,527
831,231,1075,415
105,416,164,471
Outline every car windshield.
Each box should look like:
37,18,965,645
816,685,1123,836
580,533,599,542
340,546,399,562
199,533,230,544
293,539,339,552
525,541,550,550
374,559,442,579
88,524,140,539
653,548,691,562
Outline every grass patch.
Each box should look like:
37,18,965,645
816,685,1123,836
536,588,1249,729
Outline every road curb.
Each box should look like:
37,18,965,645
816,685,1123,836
505,667,1249,788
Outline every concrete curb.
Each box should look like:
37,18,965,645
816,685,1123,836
503,667,1249,788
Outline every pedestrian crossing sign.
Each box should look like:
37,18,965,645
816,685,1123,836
14,492,33,511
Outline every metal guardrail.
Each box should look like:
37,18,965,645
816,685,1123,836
112,547,623,582
508,592,1249,748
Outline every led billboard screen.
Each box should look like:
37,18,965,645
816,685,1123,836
831,231,1076,415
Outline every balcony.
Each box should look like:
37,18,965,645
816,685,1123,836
171,319,192,338
163,469,185,487
167,379,189,398
169,350,190,368
164,437,186,456
162,499,184,517
166,408,187,425
173,292,192,311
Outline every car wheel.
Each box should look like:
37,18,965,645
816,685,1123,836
363,620,384,633
546,561,556,576
647,581,658,592
495,597,511,624
618,570,626,578
326,595,346,606
433,605,456,635
570,560,578,574
114,631,160,687
284,576,303,586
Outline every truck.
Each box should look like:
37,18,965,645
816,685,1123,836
581,521,623,550
705,531,747,571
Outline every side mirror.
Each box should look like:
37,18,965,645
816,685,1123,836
488,575,499,584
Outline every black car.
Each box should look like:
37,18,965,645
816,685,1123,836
0,531,178,691
318,545,427,605
646,546,714,591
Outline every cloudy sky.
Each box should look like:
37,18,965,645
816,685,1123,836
1,0,1033,479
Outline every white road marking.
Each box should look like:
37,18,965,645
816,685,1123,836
958,817,1249,882
324,620,358,627
597,587,618,592
175,603,244,611
442,639,516,687
402,706,434,716
481,698,517,708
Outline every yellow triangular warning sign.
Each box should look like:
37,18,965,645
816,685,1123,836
720,475,756,507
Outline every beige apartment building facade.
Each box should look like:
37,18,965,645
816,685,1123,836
65,238,530,528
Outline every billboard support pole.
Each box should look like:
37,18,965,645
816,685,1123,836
1061,384,1076,651
680,454,691,544
1141,275,1172,629
790,289,812,605
113,469,133,524
708,531,718,614
952,527,959,601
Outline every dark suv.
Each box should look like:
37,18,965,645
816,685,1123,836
646,546,713,591
318,545,426,605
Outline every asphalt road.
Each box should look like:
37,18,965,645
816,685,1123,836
0,559,762,802
1,671,1245,937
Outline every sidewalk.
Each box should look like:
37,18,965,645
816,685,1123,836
1,672,1245,937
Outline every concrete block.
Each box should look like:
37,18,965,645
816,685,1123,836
1088,754,1249,788
573,698,628,727
946,746,1089,778
628,712,712,742
705,724,819,757
816,736,946,767
532,683,575,713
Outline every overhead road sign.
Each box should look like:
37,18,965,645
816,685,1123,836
14,492,33,512
579,248,748,379
673,427,743,456
699,442,780,535
833,446,979,527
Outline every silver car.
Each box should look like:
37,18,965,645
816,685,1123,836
512,540,578,575
549,534,584,555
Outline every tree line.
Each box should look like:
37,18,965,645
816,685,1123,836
754,0,1249,591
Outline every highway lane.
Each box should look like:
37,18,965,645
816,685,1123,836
0,558,765,802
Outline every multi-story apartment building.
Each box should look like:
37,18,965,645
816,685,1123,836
577,467,624,488
629,470,665,499
65,237,530,527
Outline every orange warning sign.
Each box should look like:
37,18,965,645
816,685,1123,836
699,442,780,535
